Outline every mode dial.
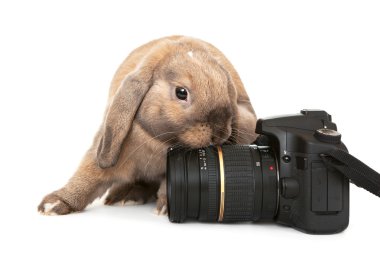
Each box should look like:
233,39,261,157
314,128,341,144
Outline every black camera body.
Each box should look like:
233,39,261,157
256,109,349,233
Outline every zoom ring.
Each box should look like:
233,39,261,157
222,146,255,222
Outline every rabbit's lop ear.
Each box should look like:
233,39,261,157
96,44,170,169
96,71,151,168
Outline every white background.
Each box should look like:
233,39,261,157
1,0,380,266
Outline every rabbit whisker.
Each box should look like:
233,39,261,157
119,131,177,166
143,136,177,177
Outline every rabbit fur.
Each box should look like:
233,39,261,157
38,36,258,215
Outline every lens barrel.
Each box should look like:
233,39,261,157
167,145,278,223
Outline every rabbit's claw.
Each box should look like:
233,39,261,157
38,194,75,215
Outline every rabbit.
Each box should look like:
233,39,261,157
38,35,258,215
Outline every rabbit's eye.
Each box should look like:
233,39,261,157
175,87,188,101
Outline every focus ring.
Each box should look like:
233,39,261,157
206,147,218,221
222,145,255,222
199,147,219,221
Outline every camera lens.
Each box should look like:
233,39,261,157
167,145,278,223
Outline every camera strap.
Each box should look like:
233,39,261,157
321,149,380,198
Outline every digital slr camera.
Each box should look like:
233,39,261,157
166,110,380,234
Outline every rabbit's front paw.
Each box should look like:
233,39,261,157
154,196,167,215
38,193,75,215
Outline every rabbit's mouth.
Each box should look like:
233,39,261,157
177,122,231,148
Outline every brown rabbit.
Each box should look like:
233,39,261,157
38,36,258,215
